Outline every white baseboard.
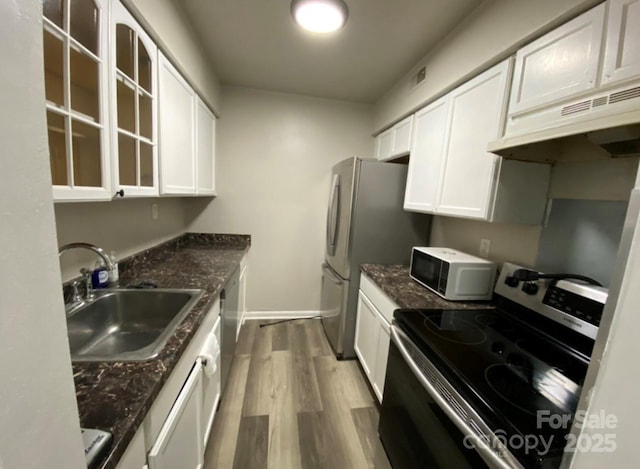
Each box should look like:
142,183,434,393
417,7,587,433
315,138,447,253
242,310,323,322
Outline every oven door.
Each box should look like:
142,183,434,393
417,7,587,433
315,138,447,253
379,325,522,469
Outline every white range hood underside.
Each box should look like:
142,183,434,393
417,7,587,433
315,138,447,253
488,83,640,162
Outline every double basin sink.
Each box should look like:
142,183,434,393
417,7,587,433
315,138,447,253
66,289,203,362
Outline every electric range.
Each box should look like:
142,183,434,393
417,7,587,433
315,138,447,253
379,262,607,468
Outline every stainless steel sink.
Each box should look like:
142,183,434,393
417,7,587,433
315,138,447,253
66,289,203,362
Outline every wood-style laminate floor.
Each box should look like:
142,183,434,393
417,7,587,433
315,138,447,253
203,319,392,469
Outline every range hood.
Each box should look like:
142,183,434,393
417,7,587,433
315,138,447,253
586,125,640,156
488,84,640,162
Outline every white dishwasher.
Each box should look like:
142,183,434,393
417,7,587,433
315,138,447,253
220,268,240,394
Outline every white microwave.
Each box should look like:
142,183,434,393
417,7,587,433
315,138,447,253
409,247,497,301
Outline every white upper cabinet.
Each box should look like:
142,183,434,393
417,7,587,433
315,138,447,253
196,97,216,195
43,0,112,201
494,1,640,149
508,3,606,116
42,0,216,201
601,0,640,87
390,115,413,157
375,115,414,160
404,59,551,224
403,95,449,213
375,128,393,160
158,54,217,196
438,60,511,219
110,0,159,197
158,53,197,195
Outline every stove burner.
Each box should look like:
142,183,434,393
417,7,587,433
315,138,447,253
485,364,564,418
423,314,487,345
516,339,571,371
475,313,515,335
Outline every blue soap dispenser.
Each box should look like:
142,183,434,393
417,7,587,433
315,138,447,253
92,259,110,289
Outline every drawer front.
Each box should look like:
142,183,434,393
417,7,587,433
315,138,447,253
359,273,399,324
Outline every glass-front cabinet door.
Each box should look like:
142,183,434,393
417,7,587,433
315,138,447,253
110,0,158,196
42,0,112,201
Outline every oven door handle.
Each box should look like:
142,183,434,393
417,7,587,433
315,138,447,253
390,326,520,469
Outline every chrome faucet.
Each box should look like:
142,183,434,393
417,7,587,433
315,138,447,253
58,242,115,272
59,243,115,307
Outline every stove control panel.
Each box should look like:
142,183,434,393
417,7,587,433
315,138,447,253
543,281,606,327
495,262,608,340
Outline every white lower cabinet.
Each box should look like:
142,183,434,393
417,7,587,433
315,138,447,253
354,291,379,380
148,360,204,469
116,427,146,469
372,317,390,400
132,298,220,469
354,273,398,403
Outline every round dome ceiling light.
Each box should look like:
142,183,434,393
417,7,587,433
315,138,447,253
291,0,349,33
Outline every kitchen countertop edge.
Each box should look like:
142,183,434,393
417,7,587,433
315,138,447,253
360,263,494,311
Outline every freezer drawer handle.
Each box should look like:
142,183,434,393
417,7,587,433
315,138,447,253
323,264,343,285
326,174,340,256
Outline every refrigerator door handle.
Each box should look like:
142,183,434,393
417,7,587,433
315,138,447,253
322,264,343,285
326,174,340,256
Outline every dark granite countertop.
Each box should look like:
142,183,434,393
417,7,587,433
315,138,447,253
360,264,494,310
72,233,250,469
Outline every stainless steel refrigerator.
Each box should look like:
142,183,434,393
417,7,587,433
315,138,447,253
320,157,431,358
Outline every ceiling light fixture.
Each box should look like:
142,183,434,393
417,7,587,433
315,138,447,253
291,0,349,33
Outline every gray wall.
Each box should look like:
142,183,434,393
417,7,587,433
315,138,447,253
56,198,188,281
123,0,221,112
374,0,602,131
0,1,85,467
430,148,638,270
54,0,223,281
570,173,640,468
186,86,374,312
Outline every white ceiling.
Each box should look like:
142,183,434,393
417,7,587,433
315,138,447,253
179,0,481,103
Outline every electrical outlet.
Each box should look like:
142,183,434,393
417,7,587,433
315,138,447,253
151,203,158,220
479,239,491,258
